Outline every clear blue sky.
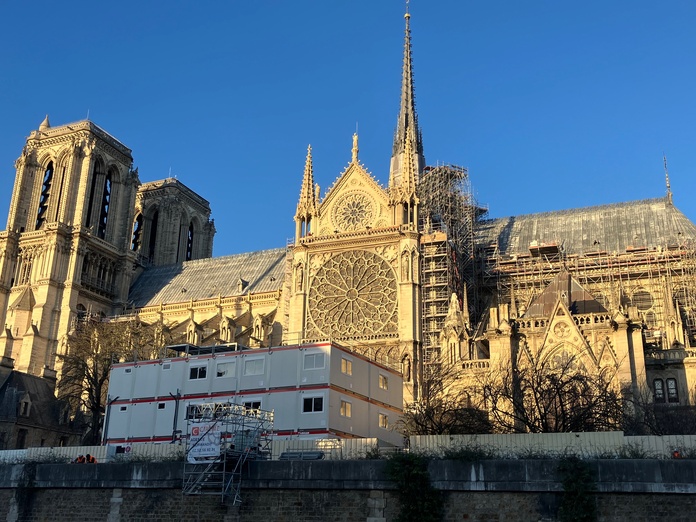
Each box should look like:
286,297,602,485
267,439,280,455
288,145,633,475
1,1,695,257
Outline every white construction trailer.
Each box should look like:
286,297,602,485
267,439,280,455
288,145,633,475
104,341,403,446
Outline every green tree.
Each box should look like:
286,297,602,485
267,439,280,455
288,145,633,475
386,453,443,522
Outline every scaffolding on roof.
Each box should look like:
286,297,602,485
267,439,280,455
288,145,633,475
417,164,487,357
485,239,696,350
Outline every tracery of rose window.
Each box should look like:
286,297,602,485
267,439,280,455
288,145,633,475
332,192,375,231
306,250,398,339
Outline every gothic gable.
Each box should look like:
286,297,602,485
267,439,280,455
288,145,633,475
315,162,391,235
537,299,596,369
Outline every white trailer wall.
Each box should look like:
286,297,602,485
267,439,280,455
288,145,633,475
105,342,402,444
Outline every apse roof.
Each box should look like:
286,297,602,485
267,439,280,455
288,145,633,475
128,248,287,308
477,198,696,257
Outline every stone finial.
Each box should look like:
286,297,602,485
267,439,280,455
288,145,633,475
352,133,359,163
39,115,50,131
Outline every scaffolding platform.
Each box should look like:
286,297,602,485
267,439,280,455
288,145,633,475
182,402,274,504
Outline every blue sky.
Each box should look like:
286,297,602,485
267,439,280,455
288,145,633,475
1,1,695,256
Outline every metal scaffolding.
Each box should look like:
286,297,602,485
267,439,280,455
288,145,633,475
485,240,696,349
417,164,487,358
182,402,274,504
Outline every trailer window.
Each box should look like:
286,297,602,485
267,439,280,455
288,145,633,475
189,366,207,380
302,396,323,413
304,352,325,370
216,361,235,378
243,358,264,376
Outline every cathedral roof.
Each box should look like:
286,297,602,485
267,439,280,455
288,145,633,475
477,197,696,257
128,248,287,308
0,370,68,428
523,272,607,318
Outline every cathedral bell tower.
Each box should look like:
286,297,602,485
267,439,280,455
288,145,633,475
0,117,139,377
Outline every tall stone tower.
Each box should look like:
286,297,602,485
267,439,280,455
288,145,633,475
132,178,215,267
0,117,216,379
0,118,139,377
286,9,424,397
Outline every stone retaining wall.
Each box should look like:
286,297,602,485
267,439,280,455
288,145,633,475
0,459,693,521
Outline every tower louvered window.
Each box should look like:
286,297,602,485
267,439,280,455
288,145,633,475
35,162,53,230
186,222,194,261
131,214,143,251
97,171,112,239
85,161,103,229
148,210,159,261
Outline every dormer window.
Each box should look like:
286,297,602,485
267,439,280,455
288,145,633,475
19,399,30,417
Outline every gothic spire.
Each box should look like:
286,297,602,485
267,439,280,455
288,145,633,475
401,129,418,199
389,5,425,193
295,145,317,218
664,153,673,205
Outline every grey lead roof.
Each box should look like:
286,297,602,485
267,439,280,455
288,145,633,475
476,198,696,257
129,198,696,307
128,248,287,308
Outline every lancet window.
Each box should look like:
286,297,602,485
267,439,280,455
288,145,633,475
85,160,103,230
97,170,112,239
148,210,159,262
35,162,54,230
131,214,143,251
186,222,194,261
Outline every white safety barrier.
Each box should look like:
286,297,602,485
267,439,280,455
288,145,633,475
270,438,382,460
410,432,696,459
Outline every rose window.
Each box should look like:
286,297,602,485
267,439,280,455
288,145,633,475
306,250,398,339
553,322,571,338
333,192,375,231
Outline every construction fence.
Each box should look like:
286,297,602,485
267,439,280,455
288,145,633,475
0,432,695,463
410,432,696,459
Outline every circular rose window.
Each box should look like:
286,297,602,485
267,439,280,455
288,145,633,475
332,192,375,231
306,250,397,339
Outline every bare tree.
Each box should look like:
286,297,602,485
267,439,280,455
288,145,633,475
482,351,625,434
57,316,169,444
398,356,492,436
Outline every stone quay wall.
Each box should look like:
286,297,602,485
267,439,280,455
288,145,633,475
0,459,693,521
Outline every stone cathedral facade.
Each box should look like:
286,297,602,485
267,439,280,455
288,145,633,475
0,118,214,378
2,9,696,421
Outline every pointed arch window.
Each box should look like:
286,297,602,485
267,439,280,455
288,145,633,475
131,214,143,251
85,161,104,229
186,222,194,261
35,162,54,230
97,170,112,239
653,379,665,403
666,378,679,403
148,210,159,262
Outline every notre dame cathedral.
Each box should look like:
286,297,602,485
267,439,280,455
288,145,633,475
2,9,696,417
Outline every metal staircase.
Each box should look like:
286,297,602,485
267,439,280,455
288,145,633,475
182,402,274,504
